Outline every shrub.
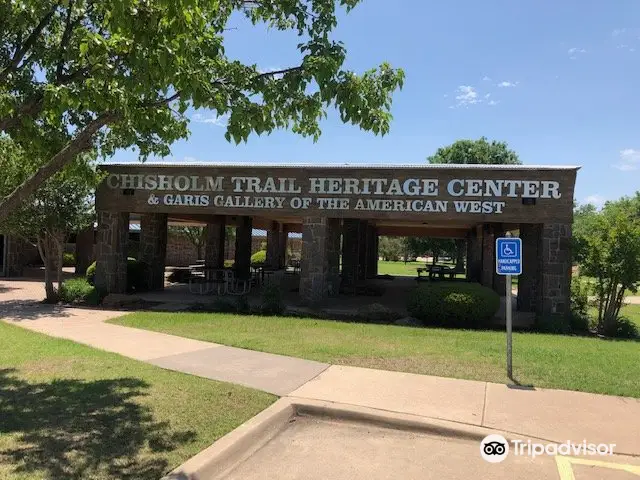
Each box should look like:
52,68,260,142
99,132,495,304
569,277,591,333
407,282,500,328
86,257,147,292
62,252,75,267
211,297,239,313
536,314,572,334
260,284,284,315
59,278,99,305
224,259,235,268
236,294,251,313
356,303,400,324
612,317,639,339
251,250,266,265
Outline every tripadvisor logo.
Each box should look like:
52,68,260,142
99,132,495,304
480,435,616,463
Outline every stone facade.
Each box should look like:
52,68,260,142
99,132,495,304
366,225,379,278
204,217,225,269
466,225,482,282
540,222,572,317
341,219,360,287
518,223,542,312
95,211,129,294
139,213,168,290
235,216,252,280
299,217,341,304
266,221,281,268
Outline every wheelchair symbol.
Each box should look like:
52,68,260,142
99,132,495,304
501,242,517,257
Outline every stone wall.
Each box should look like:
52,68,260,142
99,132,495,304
95,211,129,294
540,222,572,317
300,217,341,304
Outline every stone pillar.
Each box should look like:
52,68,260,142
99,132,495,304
366,226,379,278
518,223,542,312
95,211,129,294
5,236,27,277
234,216,252,281
480,223,495,287
341,219,360,288
454,239,466,273
492,225,507,295
266,221,281,268
205,216,226,269
300,217,341,304
466,226,482,282
540,223,572,318
357,220,369,280
139,213,168,291
279,224,290,268
75,226,95,276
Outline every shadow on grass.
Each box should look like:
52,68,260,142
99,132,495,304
0,368,196,479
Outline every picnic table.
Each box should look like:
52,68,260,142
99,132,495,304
416,264,456,280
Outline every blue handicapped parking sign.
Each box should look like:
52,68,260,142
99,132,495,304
496,237,522,275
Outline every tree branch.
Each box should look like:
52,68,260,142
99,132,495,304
56,0,77,80
0,2,61,84
255,66,303,79
0,112,119,224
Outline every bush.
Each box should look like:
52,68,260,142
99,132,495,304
569,277,591,333
86,257,147,293
59,278,99,305
356,303,401,324
407,282,500,328
260,284,284,315
251,250,266,265
211,297,239,313
62,252,75,267
612,317,639,339
236,294,251,313
224,259,235,268
536,314,572,334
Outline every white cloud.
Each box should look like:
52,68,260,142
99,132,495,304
191,112,229,127
454,85,480,107
484,93,491,98
615,148,640,171
612,28,627,37
567,47,587,60
482,75,492,81
488,100,499,106
584,194,606,208
497,81,518,88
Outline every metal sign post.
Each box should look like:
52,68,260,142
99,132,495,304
496,233,522,380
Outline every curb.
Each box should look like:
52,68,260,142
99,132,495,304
162,397,515,480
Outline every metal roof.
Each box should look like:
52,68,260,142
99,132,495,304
104,162,580,171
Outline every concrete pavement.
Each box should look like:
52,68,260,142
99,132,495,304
2,279,640,457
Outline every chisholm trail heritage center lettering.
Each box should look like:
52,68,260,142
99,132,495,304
106,174,562,214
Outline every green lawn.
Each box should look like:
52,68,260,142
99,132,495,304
111,305,640,398
378,260,465,278
0,321,275,480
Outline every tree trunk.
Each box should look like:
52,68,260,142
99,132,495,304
37,236,57,302
0,112,117,223
55,234,64,291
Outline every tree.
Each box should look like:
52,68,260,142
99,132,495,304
169,226,206,259
575,193,640,336
405,237,456,264
378,236,405,261
0,136,97,301
428,137,521,165
0,0,404,222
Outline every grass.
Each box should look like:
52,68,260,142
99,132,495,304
588,303,640,328
378,260,465,278
0,321,275,480
111,305,640,398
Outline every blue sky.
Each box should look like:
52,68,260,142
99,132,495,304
111,0,640,207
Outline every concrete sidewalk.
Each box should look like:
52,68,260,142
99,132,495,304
2,279,640,456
